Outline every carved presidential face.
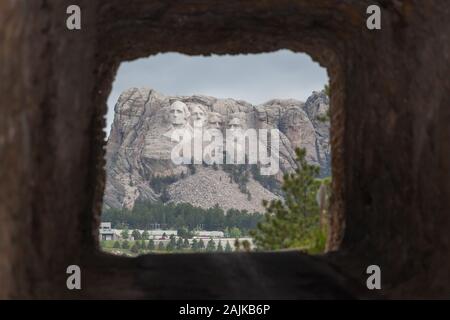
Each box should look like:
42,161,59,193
190,104,207,127
256,109,267,122
169,101,189,126
256,108,277,129
228,117,244,139
228,117,242,130
207,113,223,129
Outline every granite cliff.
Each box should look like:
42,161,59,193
104,88,330,212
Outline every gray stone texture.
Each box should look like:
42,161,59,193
104,88,330,211
1,0,449,299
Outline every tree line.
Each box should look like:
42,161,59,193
102,201,264,235
105,236,243,254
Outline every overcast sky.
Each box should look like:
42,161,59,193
106,49,328,134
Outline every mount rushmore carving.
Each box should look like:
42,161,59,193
104,88,330,212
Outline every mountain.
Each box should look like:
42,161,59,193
103,88,330,212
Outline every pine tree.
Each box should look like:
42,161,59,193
229,227,241,238
130,243,139,254
234,238,241,252
121,240,130,249
121,228,129,240
250,148,326,253
183,238,190,249
242,240,251,252
142,230,150,240
191,239,198,251
147,239,155,251
217,240,224,252
176,237,184,251
198,239,205,251
177,227,189,238
113,241,121,249
132,229,141,240
206,238,216,252
167,237,176,251
225,241,232,252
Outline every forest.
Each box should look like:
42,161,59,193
102,201,264,235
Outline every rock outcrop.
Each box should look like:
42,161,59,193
104,88,330,211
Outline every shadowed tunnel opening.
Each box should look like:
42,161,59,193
84,14,351,297
1,1,449,299
99,50,333,256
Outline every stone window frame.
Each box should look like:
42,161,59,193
90,2,347,256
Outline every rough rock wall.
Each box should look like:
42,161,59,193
104,88,330,211
335,1,450,296
1,0,449,299
0,0,101,298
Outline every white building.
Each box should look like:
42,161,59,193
194,230,224,238
147,229,177,239
109,228,178,240
99,222,118,241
